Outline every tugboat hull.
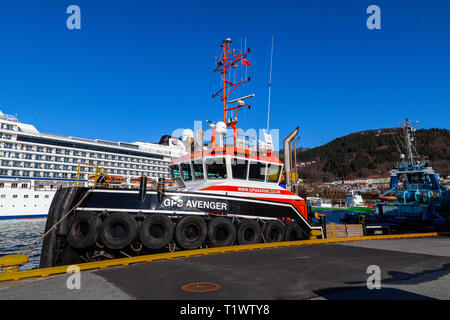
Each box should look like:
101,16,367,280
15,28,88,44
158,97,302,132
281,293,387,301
40,187,323,268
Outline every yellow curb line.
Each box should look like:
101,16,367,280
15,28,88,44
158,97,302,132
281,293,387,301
1,231,449,282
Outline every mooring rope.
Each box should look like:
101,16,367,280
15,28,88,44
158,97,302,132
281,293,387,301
20,189,93,256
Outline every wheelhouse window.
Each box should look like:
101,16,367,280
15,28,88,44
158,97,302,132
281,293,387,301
169,164,181,179
248,161,267,182
191,160,204,180
205,157,227,179
231,158,248,180
266,163,282,183
180,163,193,181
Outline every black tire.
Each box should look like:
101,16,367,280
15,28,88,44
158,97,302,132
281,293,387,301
139,213,174,250
100,212,138,250
67,211,101,249
207,217,236,247
262,220,285,243
175,215,207,250
284,222,306,241
236,219,262,245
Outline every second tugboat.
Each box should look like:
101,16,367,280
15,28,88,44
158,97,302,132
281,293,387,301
39,38,324,268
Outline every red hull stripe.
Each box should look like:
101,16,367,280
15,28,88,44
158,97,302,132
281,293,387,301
250,197,308,220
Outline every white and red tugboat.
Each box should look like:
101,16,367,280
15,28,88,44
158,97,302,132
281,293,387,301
39,38,324,268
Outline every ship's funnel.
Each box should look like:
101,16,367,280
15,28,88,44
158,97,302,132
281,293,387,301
283,127,299,192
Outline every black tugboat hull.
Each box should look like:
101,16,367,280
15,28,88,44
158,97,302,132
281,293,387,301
40,187,323,268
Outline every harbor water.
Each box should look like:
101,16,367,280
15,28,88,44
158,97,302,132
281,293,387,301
0,218,46,270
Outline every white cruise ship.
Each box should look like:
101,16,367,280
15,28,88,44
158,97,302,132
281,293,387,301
0,110,186,219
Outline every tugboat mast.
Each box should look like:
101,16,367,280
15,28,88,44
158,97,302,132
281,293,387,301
212,38,253,146
402,118,417,163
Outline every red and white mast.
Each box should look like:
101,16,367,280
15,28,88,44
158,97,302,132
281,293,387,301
212,38,253,146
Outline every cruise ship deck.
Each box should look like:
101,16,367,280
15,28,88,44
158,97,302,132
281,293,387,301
0,110,186,218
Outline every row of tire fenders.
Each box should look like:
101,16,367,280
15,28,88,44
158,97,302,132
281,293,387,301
67,211,306,253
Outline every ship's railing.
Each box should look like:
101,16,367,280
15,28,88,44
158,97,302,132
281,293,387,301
75,163,109,188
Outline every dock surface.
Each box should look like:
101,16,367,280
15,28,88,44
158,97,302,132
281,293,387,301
1,236,449,300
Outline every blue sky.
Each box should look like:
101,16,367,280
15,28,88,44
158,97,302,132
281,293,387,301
0,0,449,148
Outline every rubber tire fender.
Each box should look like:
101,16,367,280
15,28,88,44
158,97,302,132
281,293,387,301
262,220,285,243
284,222,306,241
207,217,236,247
139,213,174,250
175,215,207,250
67,211,101,249
100,212,138,250
236,219,262,245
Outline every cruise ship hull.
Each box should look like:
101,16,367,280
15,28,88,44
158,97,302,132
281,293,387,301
0,187,55,219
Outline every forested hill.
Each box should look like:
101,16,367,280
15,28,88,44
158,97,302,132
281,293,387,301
293,128,450,182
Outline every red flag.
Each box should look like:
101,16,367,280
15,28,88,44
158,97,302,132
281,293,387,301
241,58,251,66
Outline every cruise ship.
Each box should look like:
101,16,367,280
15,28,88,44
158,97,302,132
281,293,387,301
0,110,186,219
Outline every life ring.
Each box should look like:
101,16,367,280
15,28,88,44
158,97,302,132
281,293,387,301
283,222,305,241
207,217,236,247
174,215,207,250
67,212,101,249
99,212,137,250
378,196,398,201
262,220,285,242
236,219,262,245
138,213,174,250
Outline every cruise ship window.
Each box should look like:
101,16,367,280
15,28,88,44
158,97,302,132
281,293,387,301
12,194,17,198
205,157,227,180
248,161,267,182
24,195,29,198
191,160,204,180
266,163,282,183
0,194,5,198
35,195,39,198
21,184,27,188
0,183,3,188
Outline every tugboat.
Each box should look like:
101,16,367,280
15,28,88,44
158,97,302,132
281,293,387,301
367,119,450,231
39,38,324,268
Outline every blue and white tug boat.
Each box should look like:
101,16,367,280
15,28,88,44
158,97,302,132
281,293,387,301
372,119,450,230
